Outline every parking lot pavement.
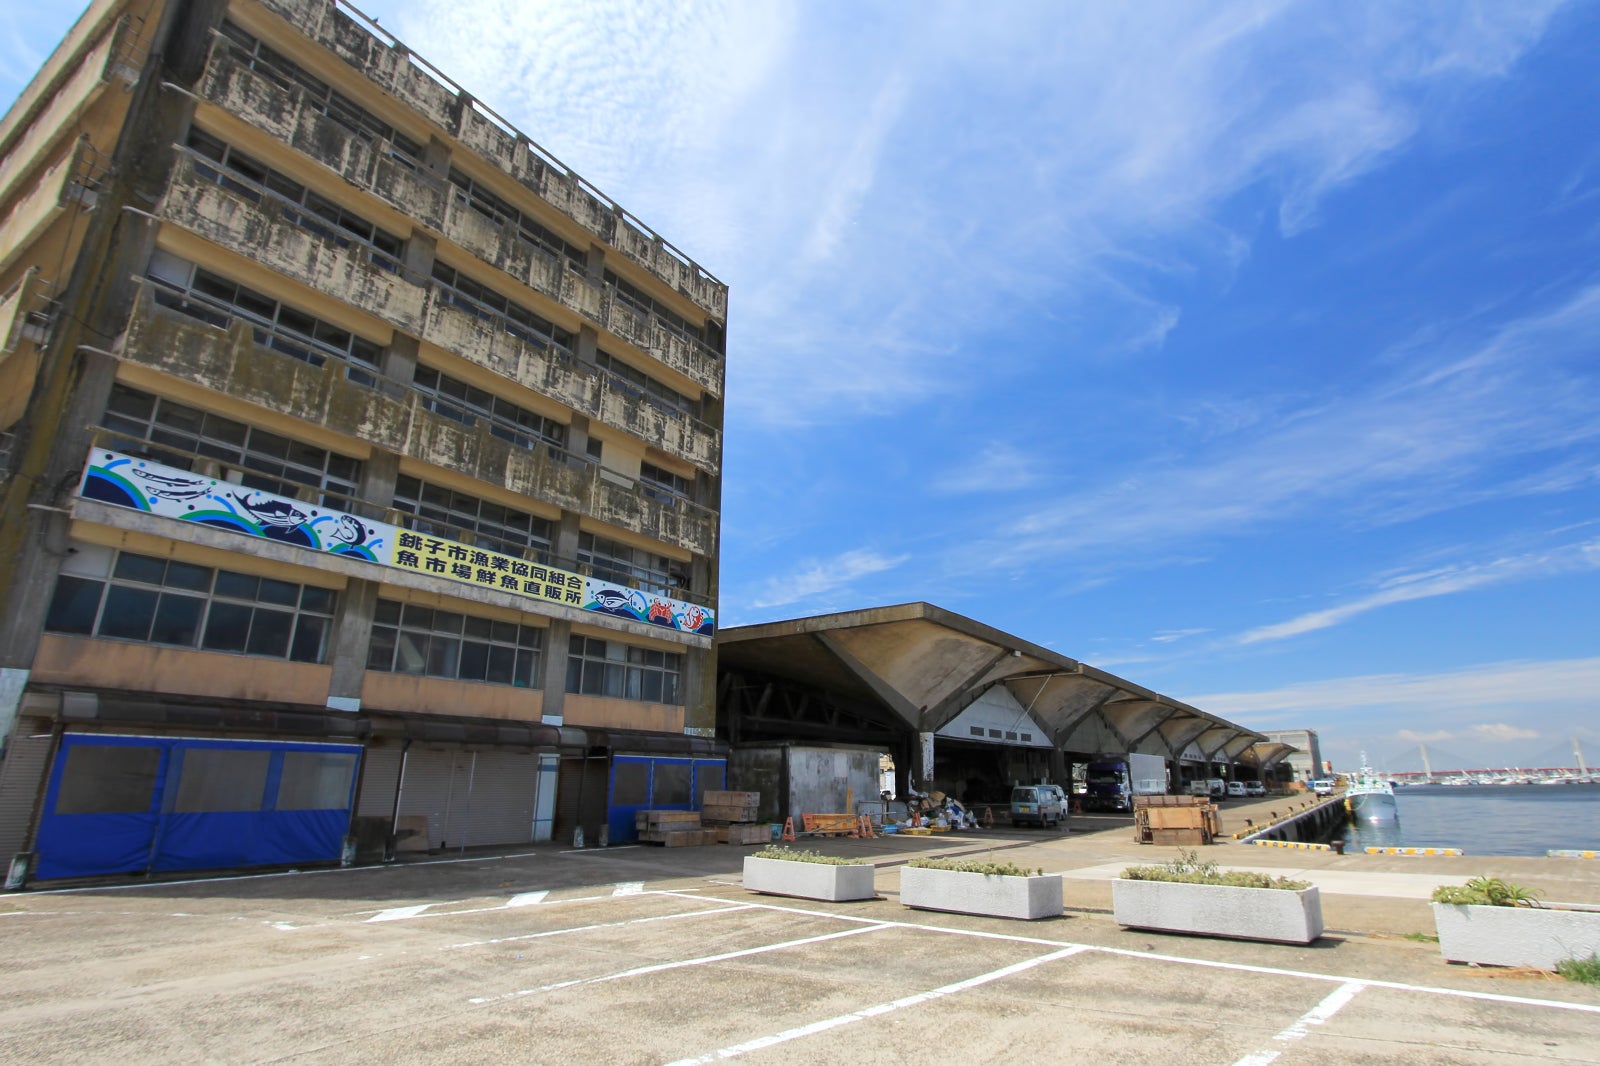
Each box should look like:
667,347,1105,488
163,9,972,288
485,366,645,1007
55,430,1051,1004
5,850,1600,1064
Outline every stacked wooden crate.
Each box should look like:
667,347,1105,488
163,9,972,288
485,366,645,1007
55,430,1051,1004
636,810,716,846
1132,795,1219,845
699,791,769,845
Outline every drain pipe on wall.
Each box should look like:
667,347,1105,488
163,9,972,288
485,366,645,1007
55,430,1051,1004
385,738,412,863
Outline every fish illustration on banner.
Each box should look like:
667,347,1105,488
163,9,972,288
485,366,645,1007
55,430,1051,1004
79,449,715,634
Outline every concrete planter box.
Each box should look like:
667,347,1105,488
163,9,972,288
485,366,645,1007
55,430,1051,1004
1433,902,1600,970
900,866,1063,920
742,855,876,902
1112,878,1324,944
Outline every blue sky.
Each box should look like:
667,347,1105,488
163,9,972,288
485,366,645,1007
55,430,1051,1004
7,1,1599,772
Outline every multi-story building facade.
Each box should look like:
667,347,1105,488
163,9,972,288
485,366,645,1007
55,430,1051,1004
1262,729,1323,785
0,0,726,884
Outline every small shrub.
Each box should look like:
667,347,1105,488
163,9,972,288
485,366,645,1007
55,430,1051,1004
1431,876,1542,908
1121,848,1309,891
907,857,1043,877
751,846,866,866
1556,953,1600,986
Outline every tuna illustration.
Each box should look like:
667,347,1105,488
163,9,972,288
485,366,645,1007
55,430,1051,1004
231,492,308,529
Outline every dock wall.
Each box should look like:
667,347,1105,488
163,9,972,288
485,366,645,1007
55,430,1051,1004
1236,796,1347,846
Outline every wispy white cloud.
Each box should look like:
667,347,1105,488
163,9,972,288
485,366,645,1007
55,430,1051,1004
1187,656,1600,722
1151,628,1211,645
1237,538,1600,644
1397,729,1454,743
933,443,1043,495
750,548,909,609
1470,723,1539,743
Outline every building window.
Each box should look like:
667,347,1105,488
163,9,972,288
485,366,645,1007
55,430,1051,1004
565,636,682,705
411,365,568,455
391,475,552,561
603,270,704,346
186,129,405,271
577,532,683,596
366,600,541,686
447,167,585,268
595,350,699,420
102,385,363,503
639,462,694,507
217,22,423,170
431,261,574,356
146,251,383,379
44,549,335,663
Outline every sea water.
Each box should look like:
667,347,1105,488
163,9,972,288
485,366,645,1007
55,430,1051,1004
1337,783,1600,856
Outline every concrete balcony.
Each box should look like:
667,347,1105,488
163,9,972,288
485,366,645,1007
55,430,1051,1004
117,288,717,556
158,151,428,335
196,51,449,231
419,297,721,476
257,0,728,324
0,16,142,209
0,135,107,278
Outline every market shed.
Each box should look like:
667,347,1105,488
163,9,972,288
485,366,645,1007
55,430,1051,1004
716,603,1265,802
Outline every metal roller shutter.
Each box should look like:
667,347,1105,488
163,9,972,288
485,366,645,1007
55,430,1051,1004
356,745,402,819
459,751,539,847
0,719,53,856
394,747,456,850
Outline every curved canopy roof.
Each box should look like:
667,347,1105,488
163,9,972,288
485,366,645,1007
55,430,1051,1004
718,602,1265,761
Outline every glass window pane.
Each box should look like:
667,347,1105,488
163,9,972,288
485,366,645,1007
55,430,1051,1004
485,644,515,685
603,662,624,698
641,671,663,703
464,616,492,639
433,611,463,635
99,585,159,641
45,576,104,635
163,561,212,592
258,578,299,606
246,608,293,657
149,593,204,646
276,751,357,810
300,586,335,614
373,599,402,626
289,615,327,663
54,745,161,814
426,636,459,678
514,648,535,688
395,631,427,674
402,604,434,630
202,601,252,653
113,553,166,585
367,627,397,670
174,748,270,812
458,641,488,681
565,657,582,693
214,571,259,600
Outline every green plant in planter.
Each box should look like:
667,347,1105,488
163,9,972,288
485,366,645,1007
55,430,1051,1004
1121,848,1310,891
1431,876,1542,908
751,846,867,866
906,857,1043,877
1557,953,1600,986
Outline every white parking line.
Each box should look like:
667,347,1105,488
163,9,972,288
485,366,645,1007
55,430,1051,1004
1232,981,1366,1065
662,945,1090,1065
469,923,889,1004
366,904,437,922
657,889,1600,1017
506,891,548,908
613,882,644,896
446,903,754,951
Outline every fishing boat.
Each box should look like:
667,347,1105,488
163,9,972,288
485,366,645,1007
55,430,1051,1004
1344,753,1398,823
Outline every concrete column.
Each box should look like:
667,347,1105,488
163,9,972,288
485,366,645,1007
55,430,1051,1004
325,578,378,710
538,619,570,725
1047,747,1066,787
576,324,599,369
918,731,935,790
585,243,606,283
380,331,420,388
357,449,401,518
552,510,581,565
401,231,436,283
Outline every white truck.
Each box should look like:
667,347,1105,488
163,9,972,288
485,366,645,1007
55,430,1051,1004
1083,753,1168,811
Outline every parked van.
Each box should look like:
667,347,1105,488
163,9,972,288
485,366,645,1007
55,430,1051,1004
1225,781,1248,798
1207,779,1226,799
1010,785,1065,828
1244,780,1266,797
1185,779,1210,797
1312,779,1336,797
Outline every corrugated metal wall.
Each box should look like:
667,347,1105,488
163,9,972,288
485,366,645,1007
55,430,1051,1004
0,718,53,856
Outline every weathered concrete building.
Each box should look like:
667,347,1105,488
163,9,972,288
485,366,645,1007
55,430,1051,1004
1262,729,1325,785
0,0,725,883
